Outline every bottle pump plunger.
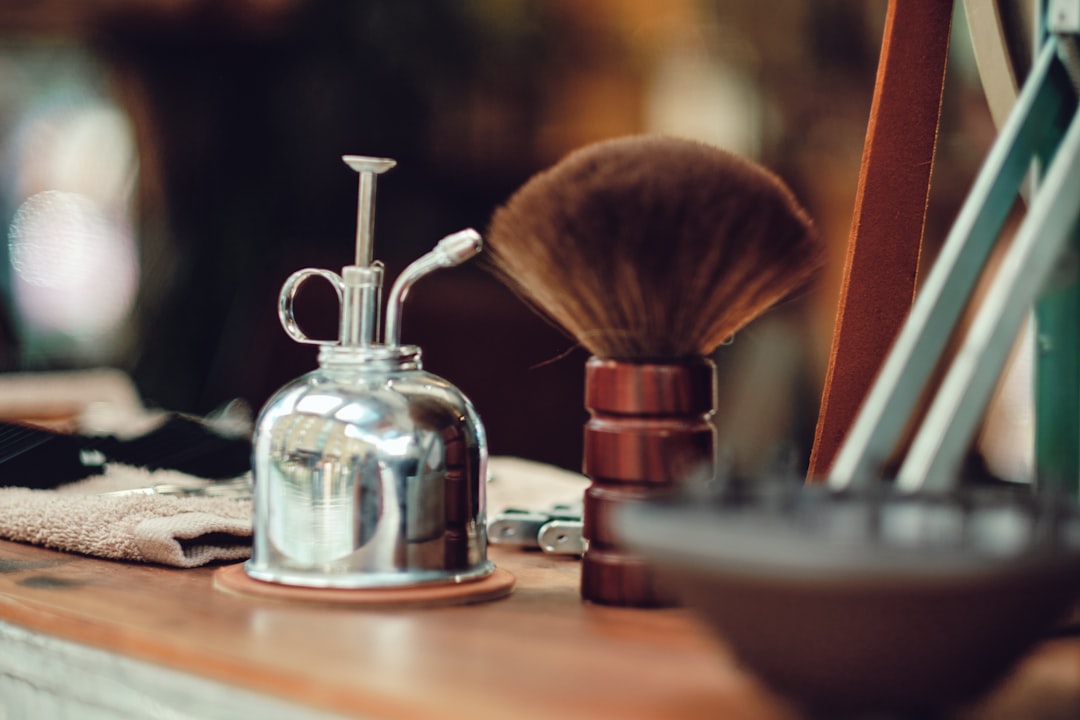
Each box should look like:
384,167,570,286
245,156,491,588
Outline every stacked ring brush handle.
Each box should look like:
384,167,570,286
582,357,715,605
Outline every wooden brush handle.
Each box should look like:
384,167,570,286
581,357,715,607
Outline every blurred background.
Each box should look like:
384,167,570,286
0,0,1015,477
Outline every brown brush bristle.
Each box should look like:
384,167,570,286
486,135,823,359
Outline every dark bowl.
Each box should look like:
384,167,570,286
616,486,1080,716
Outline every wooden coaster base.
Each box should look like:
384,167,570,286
213,563,514,608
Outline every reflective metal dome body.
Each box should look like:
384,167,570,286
247,345,490,587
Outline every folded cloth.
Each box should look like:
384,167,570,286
0,455,588,568
0,466,251,568
0,370,254,567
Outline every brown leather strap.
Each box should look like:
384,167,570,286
807,0,954,481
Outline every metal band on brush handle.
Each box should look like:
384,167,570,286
581,357,716,607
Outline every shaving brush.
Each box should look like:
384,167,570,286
487,135,822,606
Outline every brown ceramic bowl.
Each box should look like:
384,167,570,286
616,487,1080,716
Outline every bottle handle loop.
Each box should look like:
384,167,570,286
278,268,344,345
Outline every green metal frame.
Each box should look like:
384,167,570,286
1035,0,1080,497
828,10,1080,493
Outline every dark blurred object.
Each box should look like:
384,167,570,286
618,484,1080,716
0,415,252,486
0,422,95,485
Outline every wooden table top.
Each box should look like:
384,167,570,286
0,538,1079,720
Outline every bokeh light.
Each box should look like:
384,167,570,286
0,48,139,366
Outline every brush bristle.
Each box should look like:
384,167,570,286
486,135,823,359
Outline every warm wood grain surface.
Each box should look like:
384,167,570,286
0,538,1079,719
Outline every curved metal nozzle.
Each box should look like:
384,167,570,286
430,227,483,266
384,229,482,346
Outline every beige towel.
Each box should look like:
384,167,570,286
0,370,253,567
0,456,588,569
0,466,251,568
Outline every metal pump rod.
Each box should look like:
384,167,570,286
343,156,396,267
341,155,396,346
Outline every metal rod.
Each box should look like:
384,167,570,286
899,105,1080,491
1034,241,1080,495
340,155,396,346
342,156,396,267
828,39,1068,490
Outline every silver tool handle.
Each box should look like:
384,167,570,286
488,511,553,548
488,505,585,555
538,520,586,555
